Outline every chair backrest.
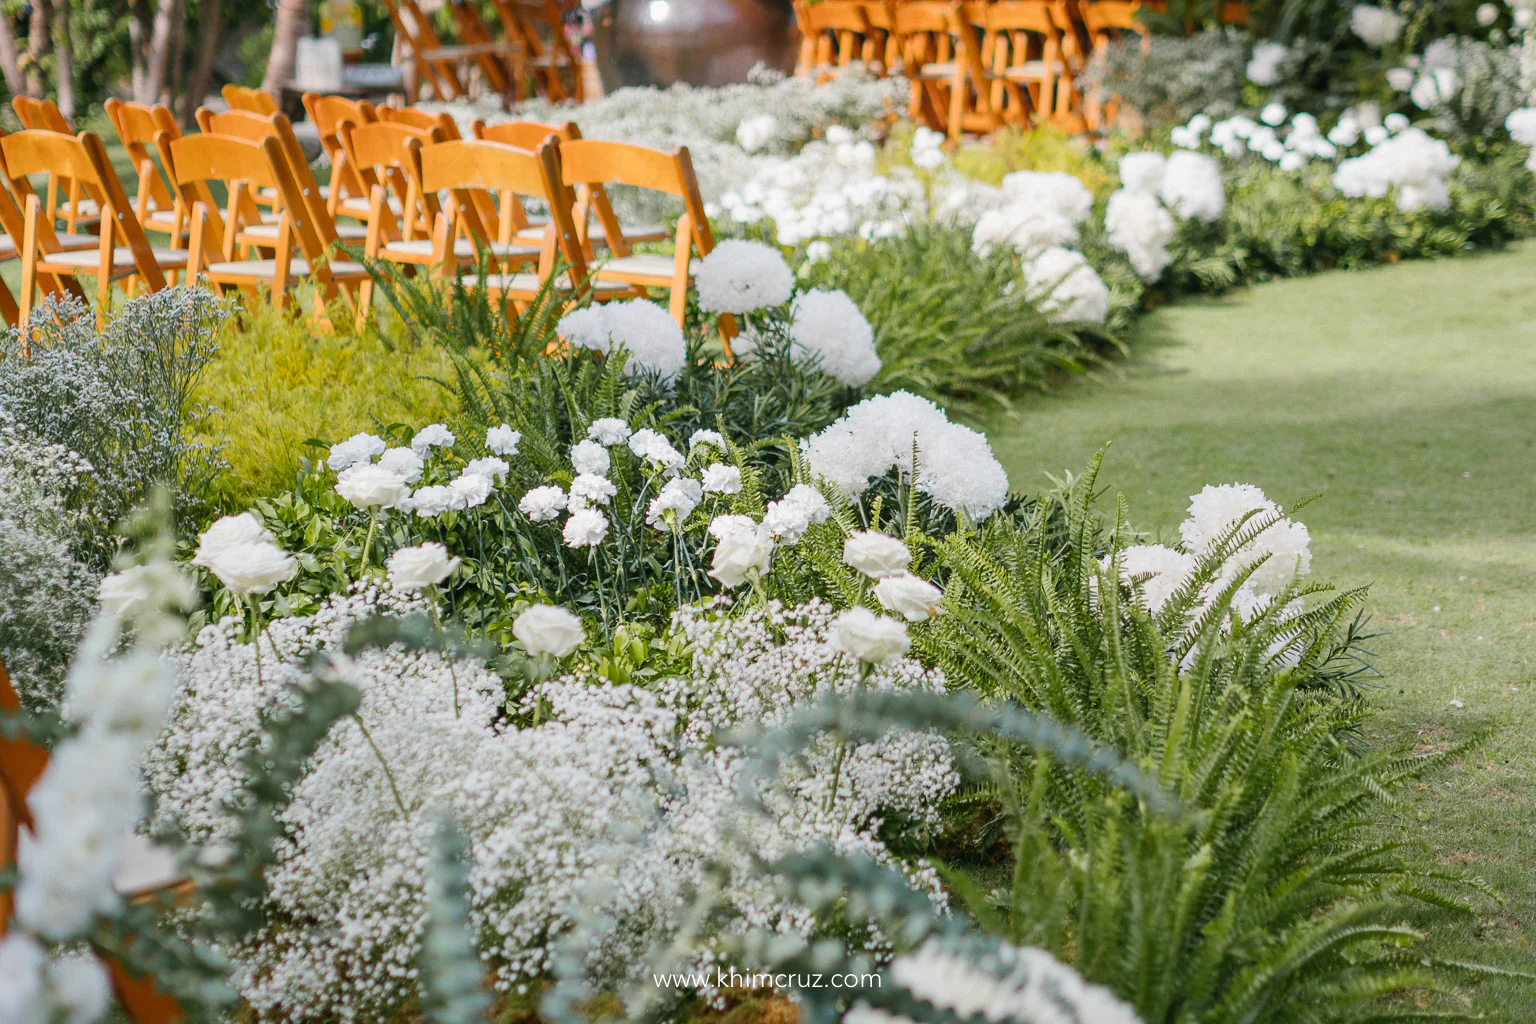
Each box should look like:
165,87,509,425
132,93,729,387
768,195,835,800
893,0,956,65
984,0,1057,34
796,0,880,69
196,106,278,143
0,128,166,290
414,137,586,281
556,138,716,262
471,118,572,149
338,119,445,241
378,104,463,138
491,0,580,100
222,84,278,114
382,0,466,101
11,96,71,133
1078,0,1143,38
302,93,378,202
103,98,181,214
447,0,513,93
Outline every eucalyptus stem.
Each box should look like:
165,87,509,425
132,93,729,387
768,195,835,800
353,713,410,819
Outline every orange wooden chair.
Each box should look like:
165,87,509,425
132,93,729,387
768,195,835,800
221,84,279,114
102,99,192,243
447,0,523,102
344,119,541,283
0,129,189,326
377,104,464,138
11,96,101,233
555,137,735,347
490,0,584,102
968,0,1073,128
1074,0,1146,130
301,92,378,221
1,660,192,1024
0,131,100,329
413,137,626,310
156,130,372,326
793,0,889,78
384,0,502,101
892,2,960,137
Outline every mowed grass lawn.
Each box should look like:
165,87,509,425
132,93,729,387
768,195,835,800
985,241,1536,1016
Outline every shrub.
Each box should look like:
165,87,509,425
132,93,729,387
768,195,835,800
0,288,226,559
1083,30,1251,131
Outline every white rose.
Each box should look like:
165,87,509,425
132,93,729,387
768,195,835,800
98,568,152,619
873,572,944,622
191,513,271,569
701,463,742,494
842,531,912,579
205,540,296,596
336,464,410,510
708,523,774,588
387,542,461,590
828,606,910,665
513,604,585,657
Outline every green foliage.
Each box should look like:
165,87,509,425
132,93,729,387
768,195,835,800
191,297,459,511
419,819,494,1024
1082,30,1252,130
802,227,1126,411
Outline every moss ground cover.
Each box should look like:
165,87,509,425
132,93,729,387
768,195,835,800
984,240,1536,1019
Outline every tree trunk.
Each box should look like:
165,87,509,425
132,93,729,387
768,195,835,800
129,0,148,101
25,0,50,99
140,0,179,103
261,0,309,95
53,0,72,118
0,10,27,96
180,0,221,124
165,0,185,98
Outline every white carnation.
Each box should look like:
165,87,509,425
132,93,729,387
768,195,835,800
587,417,631,445
410,423,455,455
788,289,882,386
562,507,609,549
701,463,743,494
518,485,567,522
1023,247,1110,324
327,432,386,472
571,439,611,476
694,239,795,313
486,424,521,456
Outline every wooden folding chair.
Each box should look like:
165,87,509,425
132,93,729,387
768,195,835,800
302,93,378,223
384,0,499,101
413,137,626,310
11,96,101,234
555,137,736,349
1074,0,1145,130
221,84,279,115
892,2,959,137
490,0,583,102
1,660,192,1024
156,130,372,327
447,0,523,103
101,99,193,244
969,0,1073,128
0,130,100,329
793,0,889,78
0,129,189,327
377,104,464,137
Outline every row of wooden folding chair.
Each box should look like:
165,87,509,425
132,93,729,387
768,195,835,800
386,0,583,105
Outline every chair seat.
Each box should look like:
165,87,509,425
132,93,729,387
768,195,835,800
597,252,697,280
240,221,368,243
1001,60,1064,80
514,221,667,246
422,42,512,61
60,197,101,218
339,194,405,219
913,61,958,79
40,245,190,271
456,272,631,295
205,257,369,279
257,185,331,203
382,238,541,261
113,834,188,898
0,230,98,257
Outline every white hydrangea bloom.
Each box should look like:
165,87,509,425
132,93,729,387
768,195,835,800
1104,189,1176,282
1180,483,1312,596
556,300,687,383
1160,150,1226,222
788,289,882,387
694,240,795,313
1104,544,1197,614
998,169,1094,224
1507,108,1536,170
801,391,1009,521
1022,247,1110,324
1246,41,1288,85
1332,128,1459,211
971,201,1078,257
1118,151,1168,196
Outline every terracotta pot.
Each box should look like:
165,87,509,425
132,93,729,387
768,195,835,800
590,0,799,91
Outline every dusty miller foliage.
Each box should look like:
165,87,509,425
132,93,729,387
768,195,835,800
0,287,228,560
1084,29,1250,130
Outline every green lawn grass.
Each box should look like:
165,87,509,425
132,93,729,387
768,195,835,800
983,242,1536,1016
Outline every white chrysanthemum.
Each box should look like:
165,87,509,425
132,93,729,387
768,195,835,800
518,485,566,522
1350,5,1404,46
1245,41,1287,86
1160,150,1226,223
1104,189,1176,282
1332,128,1459,211
378,446,425,484
1118,151,1167,196
486,425,521,456
971,201,1078,257
327,432,386,473
694,239,795,313
998,169,1093,224
1022,247,1110,324
556,300,687,383
788,289,882,387
570,439,611,477
801,391,1009,521
562,507,609,549
410,423,455,455
1105,544,1197,614
555,306,610,351
587,417,631,445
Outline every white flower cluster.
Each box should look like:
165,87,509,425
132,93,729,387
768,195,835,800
1350,5,1405,48
326,424,522,522
1505,107,1536,170
1104,149,1225,284
694,239,796,314
1333,126,1460,211
0,940,111,1024
147,592,956,1016
802,391,1009,521
555,298,687,383
1184,108,1341,169
972,169,1093,258
845,939,1141,1024
1245,40,1290,86
1022,247,1111,324
788,288,882,386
